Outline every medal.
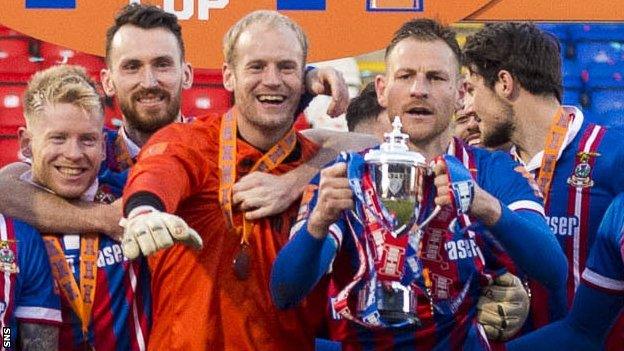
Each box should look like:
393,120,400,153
233,243,251,280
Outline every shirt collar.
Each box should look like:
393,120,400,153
119,126,141,160
512,105,584,172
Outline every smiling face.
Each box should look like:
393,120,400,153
101,25,192,134
23,103,104,199
454,86,482,146
223,22,304,134
376,38,462,147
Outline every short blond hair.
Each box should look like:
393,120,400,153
223,10,308,67
24,65,103,126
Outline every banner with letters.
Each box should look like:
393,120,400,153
1,0,622,68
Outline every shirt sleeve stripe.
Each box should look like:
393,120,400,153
581,268,624,293
14,306,62,322
508,200,545,217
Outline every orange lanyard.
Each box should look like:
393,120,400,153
43,235,99,338
536,107,573,207
217,108,297,246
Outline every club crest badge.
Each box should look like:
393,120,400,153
388,172,405,195
567,152,599,188
0,241,19,274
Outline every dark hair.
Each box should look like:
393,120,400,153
105,3,185,64
463,22,562,102
385,18,461,68
346,82,384,132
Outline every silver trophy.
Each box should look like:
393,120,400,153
358,116,441,327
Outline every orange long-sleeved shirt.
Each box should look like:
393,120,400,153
124,113,326,351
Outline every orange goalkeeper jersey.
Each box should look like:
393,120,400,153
124,113,326,351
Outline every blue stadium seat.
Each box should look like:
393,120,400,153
587,89,624,115
575,41,624,66
569,24,624,42
562,88,582,106
562,60,583,89
584,63,624,89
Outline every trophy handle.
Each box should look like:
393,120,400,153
419,205,441,229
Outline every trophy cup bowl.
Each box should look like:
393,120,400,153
356,116,440,328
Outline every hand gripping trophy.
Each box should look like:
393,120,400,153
331,117,442,329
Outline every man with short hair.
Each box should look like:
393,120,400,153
463,22,624,348
454,83,482,147
271,18,567,350
0,3,354,235
345,82,391,141
119,10,362,350
17,64,139,350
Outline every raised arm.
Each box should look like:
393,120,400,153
0,162,121,237
234,130,377,220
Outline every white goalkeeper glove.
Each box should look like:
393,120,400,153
120,206,203,259
477,272,530,341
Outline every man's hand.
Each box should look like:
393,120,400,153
120,206,203,259
233,171,300,220
305,67,349,117
477,273,530,341
307,163,353,239
432,156,501,226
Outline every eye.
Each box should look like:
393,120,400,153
49,135,65,144
81,135,98,147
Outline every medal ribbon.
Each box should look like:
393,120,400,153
217,107,297,245
535,107,574,207
43,235,99,338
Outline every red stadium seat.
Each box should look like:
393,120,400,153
39,42,105,74
0,25,24,38
0,38,41,80
182,85,232,118
0,84,26,134
0,134,20,168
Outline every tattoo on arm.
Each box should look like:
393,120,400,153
20,323,58,351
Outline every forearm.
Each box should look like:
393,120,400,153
488,205,567,291
19,323,58,351
0,163,121,234
270,225,336,309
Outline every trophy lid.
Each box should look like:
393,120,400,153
364,116,426,166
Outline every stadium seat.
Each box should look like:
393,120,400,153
0,37,42,80
587,89,624,115
182,85,232,117
569,24,624,42
39,42,105,74
0,25,23,38
584,63,624,89
0,84,26,134
563,60,583,89
575,41,624,67
0,134,20,168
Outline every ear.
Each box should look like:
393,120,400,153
495,70,515,99
374,74,388,108
18,127,33,159
222,63,235,92
100,68,116,98
182,62,193,90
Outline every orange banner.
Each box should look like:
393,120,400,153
1,1,622,69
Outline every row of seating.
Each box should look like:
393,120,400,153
539,24,624,126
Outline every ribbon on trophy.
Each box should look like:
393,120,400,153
329,133,478,329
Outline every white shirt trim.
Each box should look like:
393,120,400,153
582,268,624,292
14,306,62,322
508,200,546,217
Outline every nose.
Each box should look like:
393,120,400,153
140,67,158,89
409,74,429,99
262,65,281,88
62,138,84,161
467,114,481,130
